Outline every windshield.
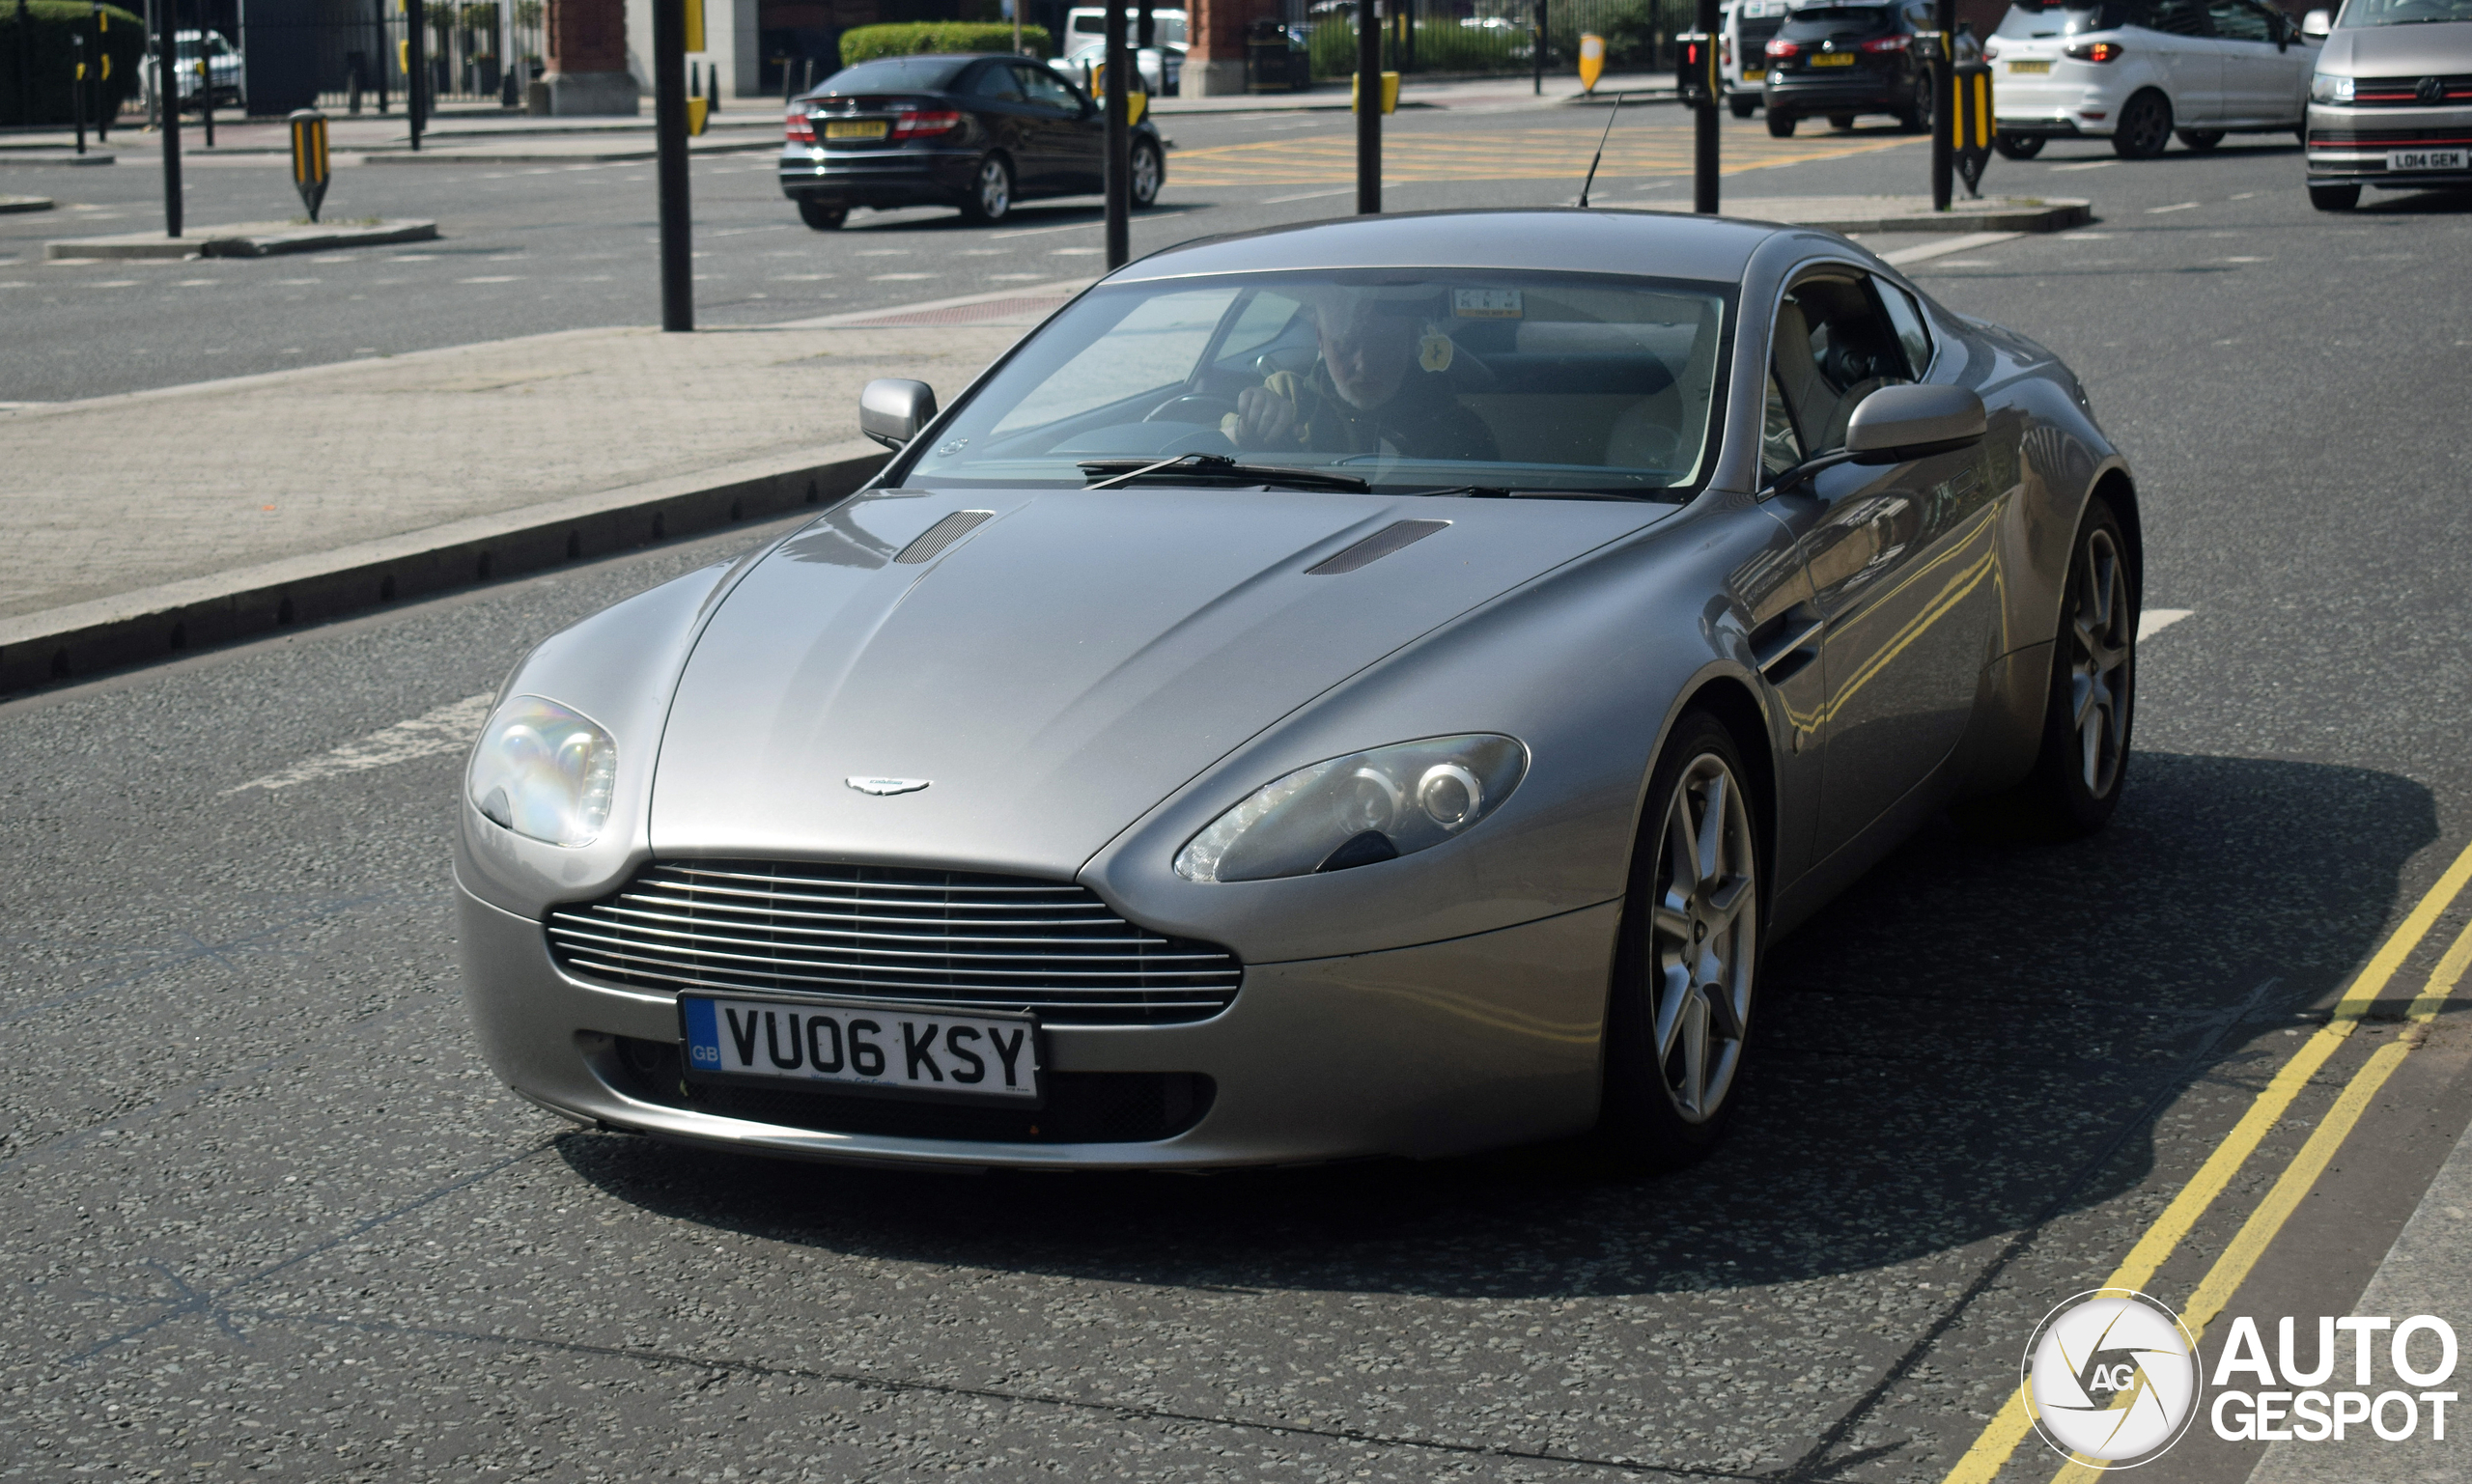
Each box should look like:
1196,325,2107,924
1782,4,1894,37
1995,0,2131,33
2338,0,2472,23
899,270,1733,499
820,58,970,93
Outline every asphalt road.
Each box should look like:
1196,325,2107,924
5,116,2472,1483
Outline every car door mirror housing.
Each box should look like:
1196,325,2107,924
2301,8,2331,37
860,378,939,450
1844,383,1986,462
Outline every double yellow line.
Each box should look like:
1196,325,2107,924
1940,837,2472,1484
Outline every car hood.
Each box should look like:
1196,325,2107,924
650,486,1672,875
2324,22,2472,71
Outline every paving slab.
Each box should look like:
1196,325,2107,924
0,278,1088,693
1642,192,2093,233
44,217,439,260
0,193,54,211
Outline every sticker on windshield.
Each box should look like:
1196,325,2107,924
1452,288,1524,320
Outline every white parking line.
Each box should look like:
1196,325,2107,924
1260,187,1352,204
222,693,492,795
2148,201,2201,213
459,275,520,284
991,220,1098,238
1879,232,2024,266
2138,608,2194,641
2051,158,2117,171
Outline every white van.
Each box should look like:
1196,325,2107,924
1063,6,1188,95
1721,0,1792,115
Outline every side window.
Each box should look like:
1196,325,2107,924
1762,375,1805,480
973,65,1024,100
1017,65,1080,112
2144,0,2212,35
2206,0,2274,38
1774,274,1913,453
1875,280,1934,379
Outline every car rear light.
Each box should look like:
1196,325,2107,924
1859,33,1909,52
785,105,815,144
889,107,965,137
1721,35,1733,63
1766,38,1799,57
2065,40,2125,62
1982,40,2000,59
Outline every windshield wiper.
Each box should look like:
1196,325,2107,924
1079,453,1371,493
1420,485,1671,502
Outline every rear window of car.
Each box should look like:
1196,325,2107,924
821,58,971,93
1781,4,1894,35
1995,0,2131,34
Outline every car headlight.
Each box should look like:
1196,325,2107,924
1173,735,1528,883
2310,71,2353,102
466,695,617,848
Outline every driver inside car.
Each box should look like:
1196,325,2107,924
1229,290,1500,462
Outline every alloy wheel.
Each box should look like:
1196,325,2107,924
2067,526,2132,799
1649,753,1757,1123
2114,90,2172,158
1131,143,1162,206
976,158,1012,221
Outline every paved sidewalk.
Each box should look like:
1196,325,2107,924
0,280,1084,690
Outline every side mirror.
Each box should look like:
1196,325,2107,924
1844,383,1986,462
859,378,938,451
2301,8,2331,38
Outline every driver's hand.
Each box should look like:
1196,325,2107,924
1233,383,1298,447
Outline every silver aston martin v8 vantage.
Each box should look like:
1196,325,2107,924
456,209,2141,1172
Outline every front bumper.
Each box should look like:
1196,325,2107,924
2306,101,2472,187
777,146,980,210
459,882,1619,1170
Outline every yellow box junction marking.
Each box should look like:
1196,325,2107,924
1936,834,2472,1484
1165,125,1917,186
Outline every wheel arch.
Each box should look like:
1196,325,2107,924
1642,671,1784,921
2087,462,2144,607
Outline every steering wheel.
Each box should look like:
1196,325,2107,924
1143,393,1240,425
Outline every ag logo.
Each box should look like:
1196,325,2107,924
2023,1290,2203,1469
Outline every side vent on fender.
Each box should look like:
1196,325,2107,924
894,510,996,565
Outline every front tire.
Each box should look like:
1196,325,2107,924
2309,182,2360,211
1729,93,1758,118
1594,711,1763,1172
1898,72,1933,132
1828,111,1857,130
2176,127,2223,151
1129,138,1164,208
1997,496,2137,838
1766,109,1797,137
796,199,847,231
1993,129,2046,158
2111,88,2173,158
960,154,1014,224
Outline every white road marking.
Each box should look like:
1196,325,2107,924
2051,159,2117,171
2138,608,2194,641
1050,245,1105,256
459,275,520,283
870,271,935,280
84,280,140,288
1260,186,1351,204
2225,255,2266,263
1879,231,2023,266
2148,201,2201,213
223,693,493,795
991,220,1099,238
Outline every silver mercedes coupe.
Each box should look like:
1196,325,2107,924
457,210,2141,1173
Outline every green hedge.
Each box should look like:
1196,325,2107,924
839,22,1053,66
0,1,146,127
1306,1,1665,79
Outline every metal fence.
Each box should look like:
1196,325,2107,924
301,0,546,113
1285,0,1692,79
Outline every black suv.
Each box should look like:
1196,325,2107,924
1761,1,1936,135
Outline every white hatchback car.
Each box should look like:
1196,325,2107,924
1986,0,2318,156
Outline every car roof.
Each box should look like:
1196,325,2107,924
1109,209,1783,285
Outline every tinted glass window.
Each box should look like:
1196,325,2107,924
1016,64,1080,110
1763,376,1805,478
906,271,1736,497
2205,0,2275,37
972,64,1025,99
1995,0,2132,32
1781,3,1895,34
2140,0,2212,34
821,58,971,93
1772,276,1915,454
1875,281,1933,378
2339,0,2472,24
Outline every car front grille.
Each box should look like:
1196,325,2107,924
2348,73,2472,106
546,859,1242,1025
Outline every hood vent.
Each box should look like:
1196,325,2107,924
894,510,996,565
1306,518,1449,575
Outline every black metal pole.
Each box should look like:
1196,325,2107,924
1531,0,1541,95
1103,0,1129,266
17,0,30,127
156,0,182,236
374,0,387,112
197,6,213,149
1356,0,1379,212
73,33,88,152
1931,0,1952,210
1695,0,1717,212
94,0,109,140
654,0,692,328
407,0,425,148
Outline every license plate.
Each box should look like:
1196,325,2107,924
2008,59,2052,73
2388,147,2467,172
824,120,888,140
1812,52,1856,67
1742,66,1767,80
681,994,1043,1105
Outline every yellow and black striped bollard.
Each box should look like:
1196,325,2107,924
289,109,332,223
